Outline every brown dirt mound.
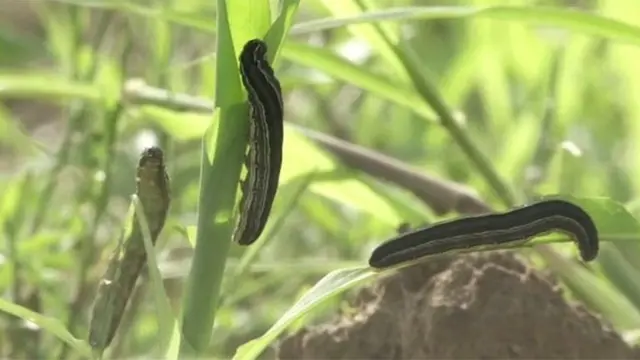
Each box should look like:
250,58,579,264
276,251,640,359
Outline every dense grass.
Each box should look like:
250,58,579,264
2,0,640,359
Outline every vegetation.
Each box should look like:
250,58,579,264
2,0,640,359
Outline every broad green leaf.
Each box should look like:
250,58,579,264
265,0,302,65
180,0,253,352
228,1,271,54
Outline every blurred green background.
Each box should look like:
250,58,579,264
2,0,640,359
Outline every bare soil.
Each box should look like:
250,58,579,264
277,251,640,359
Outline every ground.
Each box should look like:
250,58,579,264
277,251,640,359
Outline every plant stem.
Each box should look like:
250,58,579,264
180,0,248,352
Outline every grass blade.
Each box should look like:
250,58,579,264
233,266,375,360
88,147,171,356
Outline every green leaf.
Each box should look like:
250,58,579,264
0,73,100,101
0,298,92,357
544,249,640,331
281,41,436,122
232,266,376,360
133,196,182,359
597,244,640,315
135,106,211,140
316,0,408,80
291,6,640,47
